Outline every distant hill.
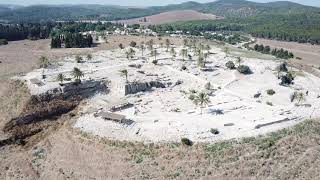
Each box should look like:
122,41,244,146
113,10,223,25
0,0,319,22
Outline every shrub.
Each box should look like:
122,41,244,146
225,61,235,69
181,65,187,70
188,94,196,101
210,128,220,135
152,60,158,65
237,65,252,74
279,62,288,72
280,72,295,85
266,101,273,106
181,138,193,146
129,41,137,47
75,55,83,63
266,89,275,95
204,82,212,90
0,39,8,45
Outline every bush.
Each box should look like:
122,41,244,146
188,94,196,100
181,138,193,146
119,43,124,49
129,41,137,47
279,62,288,72
0,39,8,45
280,72,295,85
181,65,187,70
225,61,235,69
210,128,220,135
266,89,276,95
266,101,273,106
237,65,252,74
204,82,212,90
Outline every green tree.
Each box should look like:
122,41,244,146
193,92,210,115
56,73,65,85
224,47,229,57
72,67,84,84
297,92,305,105
236,57,242,66
183,39,188,47
180,49,188,61
140,43,146,57
39,56,50,79
165,39,170,52
151,49,158,61
86,54,93,61
197,55,205,68
170,47,176,60
75,55,83,63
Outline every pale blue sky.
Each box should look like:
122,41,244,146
1,0,319,7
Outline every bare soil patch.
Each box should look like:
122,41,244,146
113,10,223,25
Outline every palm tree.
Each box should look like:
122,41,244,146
39,56,50,79
203,53,209,61
125,48,135,60
205,45,211,53
140,43,145,57
56,73,65,85
170,47,176,60
197,55,205,68
224,47,229,57
183,39,188,47
193,92,210,115
297,92,305,104
86,54,93,61
75,55,83,63
165,39,170,52
236,57,242,66
180,49,188,61
195,48,202,56
120,69,128,83
147,39,154,50
39,56,49,68
72,67,84,84
151,49,158,61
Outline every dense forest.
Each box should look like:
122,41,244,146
0,22,122,42
0,23,53,41
152,12,320,45
0,0,320,44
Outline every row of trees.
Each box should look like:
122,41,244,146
253,44,294,59
51,33,93,48
0,23,53,41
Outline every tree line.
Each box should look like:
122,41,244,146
51,33,93,48
253,44,294,59
0,23,53,41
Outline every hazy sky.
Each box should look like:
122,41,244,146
1,0,319,7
